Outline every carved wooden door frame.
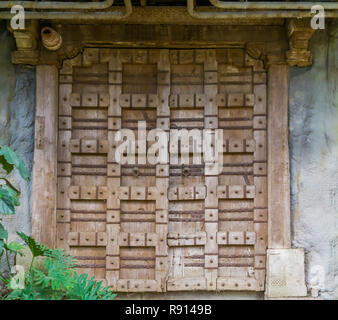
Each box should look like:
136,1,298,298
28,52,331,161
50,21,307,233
31,49,291,295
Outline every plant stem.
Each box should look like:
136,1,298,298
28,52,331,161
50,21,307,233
5,249,11,271
29,256,35,272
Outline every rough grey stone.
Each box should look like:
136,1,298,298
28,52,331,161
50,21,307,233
289,22,338,299
0,22,35,280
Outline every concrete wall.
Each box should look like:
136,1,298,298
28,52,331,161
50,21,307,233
0,20,337,299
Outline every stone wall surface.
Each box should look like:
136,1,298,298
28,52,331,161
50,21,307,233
0,20,337,299
289,21,338,299
0,22,35,276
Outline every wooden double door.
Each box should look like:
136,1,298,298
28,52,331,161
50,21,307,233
56,48,268,292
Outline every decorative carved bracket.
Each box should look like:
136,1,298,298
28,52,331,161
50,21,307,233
246,42,287,69
286,18,315,67
8,20,40,65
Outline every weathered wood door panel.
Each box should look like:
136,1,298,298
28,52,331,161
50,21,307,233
57,48,267,292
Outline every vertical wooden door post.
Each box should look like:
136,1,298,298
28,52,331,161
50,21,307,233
32,65,58,248
266,65,307,298
268,65,291,249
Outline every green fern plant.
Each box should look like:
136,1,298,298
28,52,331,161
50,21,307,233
4,233,117,300
68,273,117,300
0,145,30,215
0,146,29,287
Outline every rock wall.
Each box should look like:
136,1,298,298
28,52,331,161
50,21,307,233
0,20,337,299
289,21,338,299
0,22,35,275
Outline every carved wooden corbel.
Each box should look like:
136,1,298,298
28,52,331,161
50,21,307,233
8,20,40,65
246,42,287,68
286,18,315,67
246,43,264,61
8,21,84,67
